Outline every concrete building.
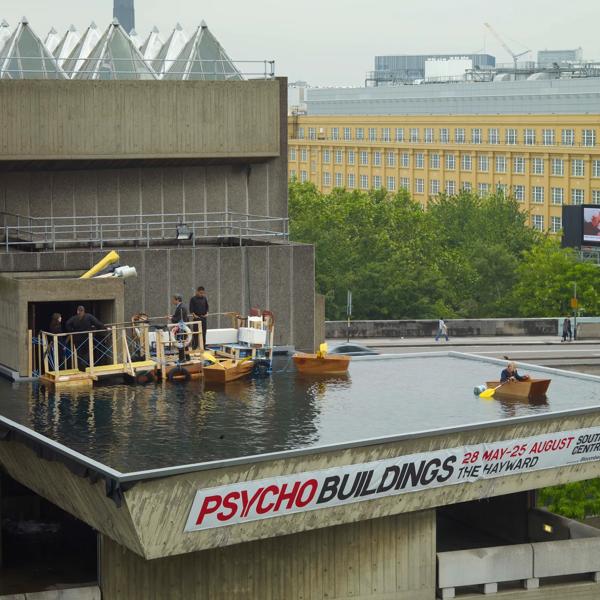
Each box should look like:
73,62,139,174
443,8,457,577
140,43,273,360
0,75,316,380
369,53,495,85
288,80,600,234
538,48,583,66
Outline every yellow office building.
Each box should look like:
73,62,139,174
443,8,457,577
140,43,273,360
288,111,600,234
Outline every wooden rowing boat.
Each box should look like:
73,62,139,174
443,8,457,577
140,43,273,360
293,352,350,375
485,379,551,399
203,359,254,383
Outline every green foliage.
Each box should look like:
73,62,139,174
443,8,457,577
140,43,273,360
511,237,600,317
289,182,546,320
539,480,600,520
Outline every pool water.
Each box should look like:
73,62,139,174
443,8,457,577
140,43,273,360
0,355,599,473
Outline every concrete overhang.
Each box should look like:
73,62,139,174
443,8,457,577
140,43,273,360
2,405,600,560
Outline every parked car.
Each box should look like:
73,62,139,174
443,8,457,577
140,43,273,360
328,343,379,356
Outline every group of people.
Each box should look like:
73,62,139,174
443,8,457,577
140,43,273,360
48,305,105,336
170,286,209,349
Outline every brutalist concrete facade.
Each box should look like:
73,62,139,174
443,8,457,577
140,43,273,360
0,78,315,352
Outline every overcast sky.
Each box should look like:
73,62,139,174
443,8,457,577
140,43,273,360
3,0,599,86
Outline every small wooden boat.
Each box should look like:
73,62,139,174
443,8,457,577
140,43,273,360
203,359,254,383
293,352,350,375
162,359,203,382
485,379,551,399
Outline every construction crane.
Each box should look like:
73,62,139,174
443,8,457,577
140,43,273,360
484,22,530,76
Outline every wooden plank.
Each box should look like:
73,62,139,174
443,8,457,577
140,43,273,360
27,329,33,378
88,333,94,376
53,334,60,376
111,326,118,365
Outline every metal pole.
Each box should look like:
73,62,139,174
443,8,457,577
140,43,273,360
346,290,352,343
573,282,577,340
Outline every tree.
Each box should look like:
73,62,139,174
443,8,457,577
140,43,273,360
511,237,600,317
539,480,600,520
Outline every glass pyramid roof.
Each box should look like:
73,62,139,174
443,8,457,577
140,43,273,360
53,25,80,68
163,22,242,81
152,23,188,77
0,17,65,79
75,19,156,80
44,27,60,54
61,22,101,77
140,26,163,61
0,20,11,54
129,29,142,49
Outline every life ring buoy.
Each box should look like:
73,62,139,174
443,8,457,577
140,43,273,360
167,366,191,382
170,323,193,347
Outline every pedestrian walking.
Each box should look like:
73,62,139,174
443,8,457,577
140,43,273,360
562,316,573,342
435,318,449,342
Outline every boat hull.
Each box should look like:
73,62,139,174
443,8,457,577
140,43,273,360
203,360,254,383
485,379,551,399
293,353,350,374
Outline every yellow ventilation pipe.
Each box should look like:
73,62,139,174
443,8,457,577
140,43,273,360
80,250,120,279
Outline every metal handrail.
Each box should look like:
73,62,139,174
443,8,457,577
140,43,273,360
2,210,288,250
0,56,276,80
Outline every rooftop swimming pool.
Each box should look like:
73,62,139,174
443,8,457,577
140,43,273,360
1,353,599,477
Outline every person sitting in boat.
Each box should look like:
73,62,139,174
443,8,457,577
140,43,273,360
500,362,529,383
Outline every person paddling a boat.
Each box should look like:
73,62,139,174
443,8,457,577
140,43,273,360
500,362,529,383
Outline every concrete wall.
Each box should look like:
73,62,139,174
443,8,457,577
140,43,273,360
99,510,435,600
0,276,125,376
326,318,559,339
0,80,281,161
0,244,315,352
0,162,286,225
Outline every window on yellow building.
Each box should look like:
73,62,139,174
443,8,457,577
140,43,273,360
513,156,525,174
430,180,440,194
497,183,508,195
373,175,382,189
356,128,364,140
532,215,544,231
572,159,584,177
445,154,455,170
347,173,356,188
331,127,339,140
382,127,391,142
471,128,482,144
440,128,450,143
543,129,555,146
297,127,305,139
430,153,440,169
360,151,368,165
496,156,507,173
593,160,600,177
445,180,456,195
524,129,536,145
551,188,564,205
551,158,564,176
561,129,574,146
532,157,544,175
300,170,308,182
308,127,316,140
400,177,410,190
582,129,596,147
387,176,396,191
323,172,331,186
343,127,352,141
592,190,600,202
360,175,368,189
335,150,343,164
415,178,424,193
455,128,465,144
461,154,472,171
348,150,355,165
478,155,489,172
395,128,404,142
368,128,377,141
551,216,562,233
478,183,490,197
415,153,424,168
572,189,584,204
532,186,544,203
387,152,395,167
323,149,330,163
401,152,410,168
300,148,308,161
513,185,525,201
335,172,343,187
488,128,499,144
505,128,517,145
425,128,434,143
410,128,419,143
373,151,381,166
290,147,296,161
462,181,472,192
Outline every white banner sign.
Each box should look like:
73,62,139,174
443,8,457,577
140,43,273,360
185,427,600,532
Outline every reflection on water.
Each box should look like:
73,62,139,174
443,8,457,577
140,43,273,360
0,356,599,473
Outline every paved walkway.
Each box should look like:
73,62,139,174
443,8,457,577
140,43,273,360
327,336,600,348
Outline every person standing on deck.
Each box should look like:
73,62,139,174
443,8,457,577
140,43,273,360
562,316,573,342
435,318,449,342
189,286,209,350
65,306,105,369
170,294,189,324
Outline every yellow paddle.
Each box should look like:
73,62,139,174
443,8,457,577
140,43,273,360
479,382,507,399
202,351,218,364
316,342,328,359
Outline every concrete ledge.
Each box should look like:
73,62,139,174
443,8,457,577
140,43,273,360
327,318,558,339
0,586,100,600
437,544,533,588
533,538,600,578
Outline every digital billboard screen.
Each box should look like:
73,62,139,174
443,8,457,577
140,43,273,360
582,206,600,244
